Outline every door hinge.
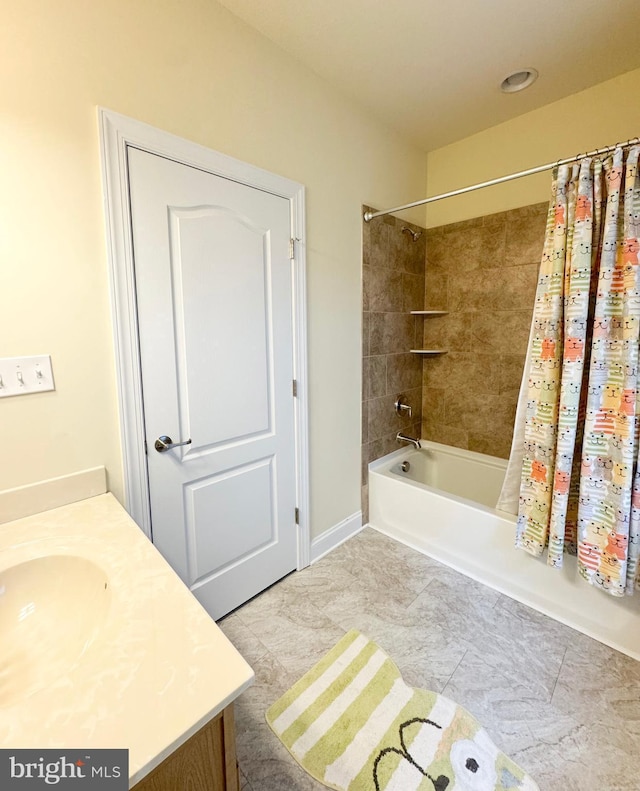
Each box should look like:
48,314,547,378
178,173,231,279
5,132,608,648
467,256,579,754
295,507,300,525
289,238,295,260
292,379,298,397
144,439,148,455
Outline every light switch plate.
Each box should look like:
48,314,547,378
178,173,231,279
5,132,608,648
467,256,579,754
0,355,55,398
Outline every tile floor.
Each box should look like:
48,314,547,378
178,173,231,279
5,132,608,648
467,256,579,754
219,528,640,791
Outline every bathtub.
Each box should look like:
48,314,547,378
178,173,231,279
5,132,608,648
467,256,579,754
368,440,640,660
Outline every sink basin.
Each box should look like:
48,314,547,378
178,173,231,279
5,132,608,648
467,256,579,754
0,555,110,706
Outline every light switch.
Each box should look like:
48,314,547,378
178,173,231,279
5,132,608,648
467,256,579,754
0,355,55,398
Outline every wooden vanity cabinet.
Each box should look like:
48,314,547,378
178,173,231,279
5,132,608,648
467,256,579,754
132,704,239,791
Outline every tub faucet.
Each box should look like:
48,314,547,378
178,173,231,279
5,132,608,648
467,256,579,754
396,432,421,450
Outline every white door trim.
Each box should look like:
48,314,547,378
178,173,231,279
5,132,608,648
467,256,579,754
98,108,310,569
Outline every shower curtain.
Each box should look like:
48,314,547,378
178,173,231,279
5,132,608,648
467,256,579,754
498,145,640,597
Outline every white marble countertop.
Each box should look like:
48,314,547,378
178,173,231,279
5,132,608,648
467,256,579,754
0,493,254,786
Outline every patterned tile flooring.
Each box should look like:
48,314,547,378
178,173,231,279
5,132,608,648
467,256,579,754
219,529,640,791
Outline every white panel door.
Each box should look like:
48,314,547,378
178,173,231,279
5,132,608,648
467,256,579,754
127,147,297,619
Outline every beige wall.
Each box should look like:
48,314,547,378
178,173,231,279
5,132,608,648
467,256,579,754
0,0,427,538
425,68,640,228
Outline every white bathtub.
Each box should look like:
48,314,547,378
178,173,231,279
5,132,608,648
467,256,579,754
369,440,640,660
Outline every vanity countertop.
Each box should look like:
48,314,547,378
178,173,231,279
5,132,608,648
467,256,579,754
0,493,254,786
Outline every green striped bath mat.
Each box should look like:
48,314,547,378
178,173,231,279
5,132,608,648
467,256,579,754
266,630,539,791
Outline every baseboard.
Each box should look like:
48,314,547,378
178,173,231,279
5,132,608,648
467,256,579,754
310,511,364,563
0,467,107,524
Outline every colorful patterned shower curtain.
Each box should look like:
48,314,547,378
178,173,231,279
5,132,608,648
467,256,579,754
498,146,640,597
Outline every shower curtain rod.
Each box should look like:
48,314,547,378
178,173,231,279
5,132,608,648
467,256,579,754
363,135,640,222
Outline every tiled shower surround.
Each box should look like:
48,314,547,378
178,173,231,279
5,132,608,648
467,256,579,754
361,208,426,520
421,203,547,458
361,201,548,518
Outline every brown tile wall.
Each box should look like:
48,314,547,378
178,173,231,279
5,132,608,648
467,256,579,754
362,207,426,520
422,202,548,459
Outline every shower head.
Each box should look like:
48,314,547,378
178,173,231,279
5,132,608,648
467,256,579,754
401,226,422,241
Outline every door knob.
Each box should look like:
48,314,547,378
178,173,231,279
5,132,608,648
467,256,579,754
154,435,192,453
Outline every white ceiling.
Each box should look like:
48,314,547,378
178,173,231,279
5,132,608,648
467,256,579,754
218,0,640,151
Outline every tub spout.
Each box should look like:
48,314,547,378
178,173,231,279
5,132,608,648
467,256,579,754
396,432,421,450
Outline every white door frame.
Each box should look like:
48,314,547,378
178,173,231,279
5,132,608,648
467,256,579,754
98,108,310,569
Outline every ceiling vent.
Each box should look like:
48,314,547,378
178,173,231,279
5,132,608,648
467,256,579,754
500,68,539,93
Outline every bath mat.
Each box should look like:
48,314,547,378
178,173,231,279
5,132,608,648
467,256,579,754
266,630,539,791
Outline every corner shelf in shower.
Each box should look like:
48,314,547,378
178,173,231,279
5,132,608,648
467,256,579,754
411,312,448,355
